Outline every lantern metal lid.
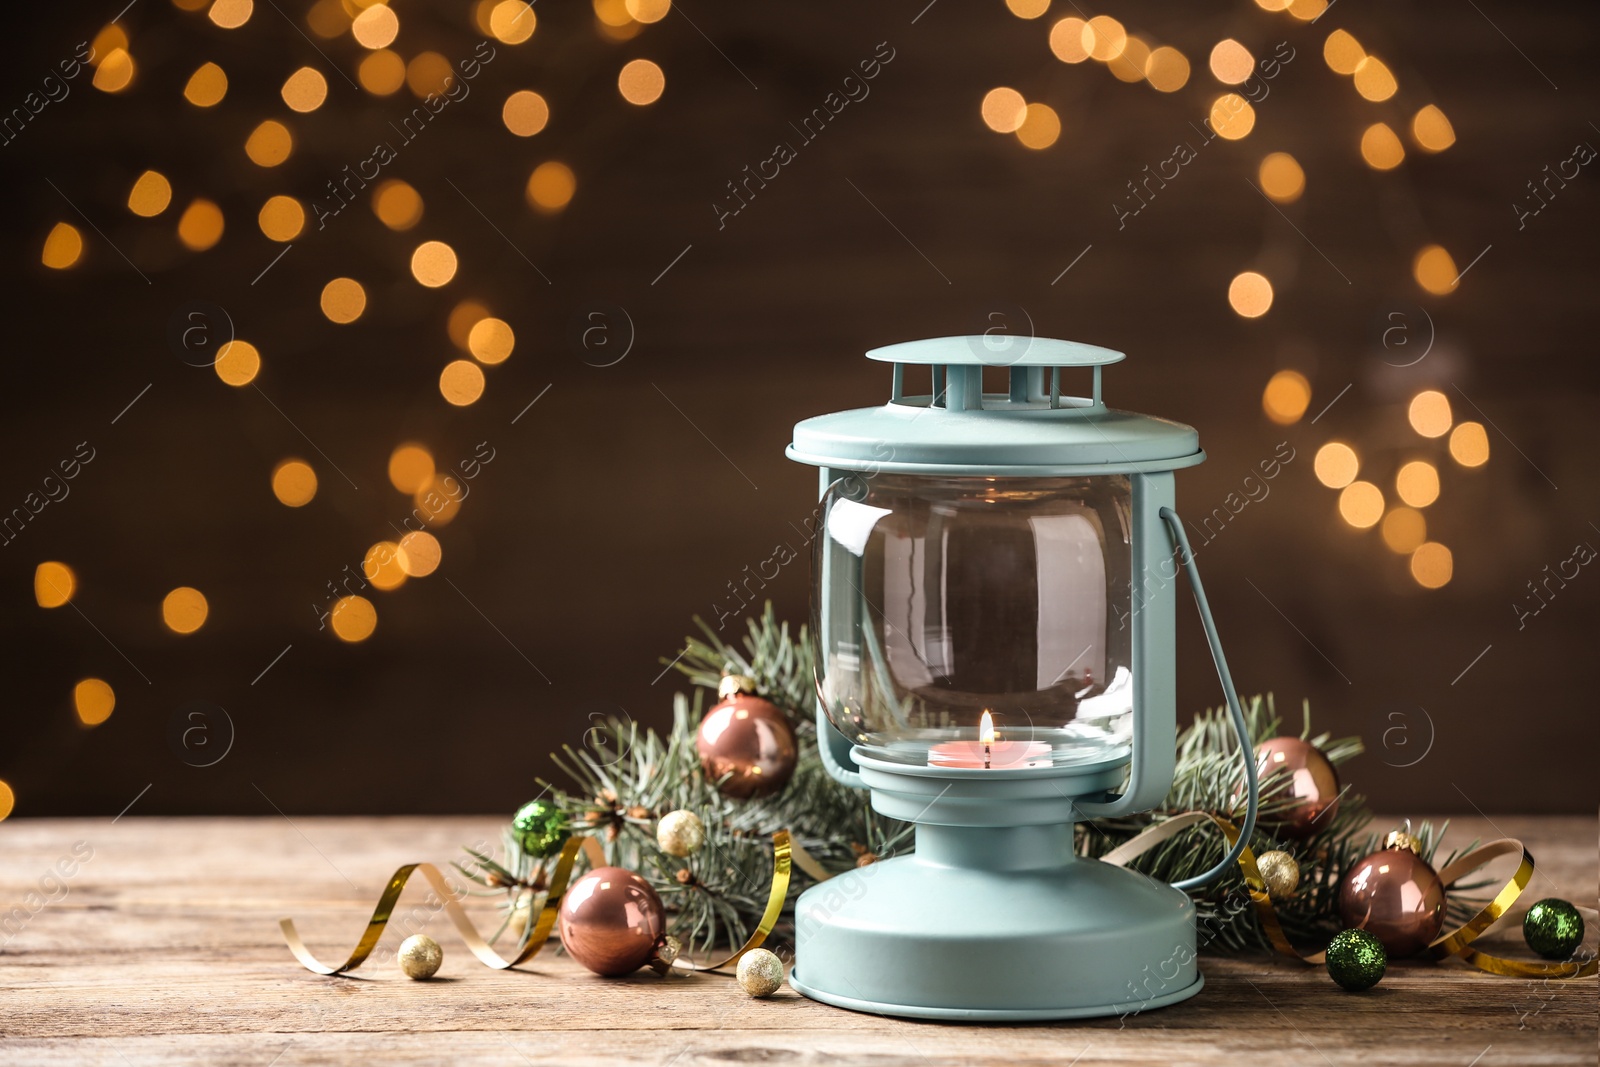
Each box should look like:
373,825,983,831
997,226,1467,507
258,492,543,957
786,335,1205,476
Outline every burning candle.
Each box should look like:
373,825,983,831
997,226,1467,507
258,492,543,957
927,710,1052,769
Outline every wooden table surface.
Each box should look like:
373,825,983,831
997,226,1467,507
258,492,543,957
0,815,1593,1066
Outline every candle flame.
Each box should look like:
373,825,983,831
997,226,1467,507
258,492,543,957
979,710,995,745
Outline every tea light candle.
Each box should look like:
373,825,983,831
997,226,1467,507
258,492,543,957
927,711,1052,769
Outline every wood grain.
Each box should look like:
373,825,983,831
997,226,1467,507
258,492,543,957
0,815,1594,1066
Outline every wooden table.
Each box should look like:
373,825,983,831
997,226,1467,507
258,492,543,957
1,815,1593,1066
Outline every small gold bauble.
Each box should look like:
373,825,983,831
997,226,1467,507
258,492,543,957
657,809,706,858
735,948,784,998
397,934,443,980
1256,850,1300,900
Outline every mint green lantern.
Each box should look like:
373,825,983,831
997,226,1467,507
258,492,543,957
786,336,1261,1020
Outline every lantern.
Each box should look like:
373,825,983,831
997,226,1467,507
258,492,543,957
786,336,1260,1019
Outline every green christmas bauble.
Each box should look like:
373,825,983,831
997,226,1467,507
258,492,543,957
511,799,570,858
1325,928,1387,991
1523,898,1584,960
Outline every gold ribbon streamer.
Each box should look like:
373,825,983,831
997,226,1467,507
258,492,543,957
1101,813,1597,980
677,830,793,973
280,836,586,975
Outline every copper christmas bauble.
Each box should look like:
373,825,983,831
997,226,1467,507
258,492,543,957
1252,736,1341,839
558,866,665,976
696,688,797,800
1338,839,1446,958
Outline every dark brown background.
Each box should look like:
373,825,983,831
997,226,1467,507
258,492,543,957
2,1,1596,817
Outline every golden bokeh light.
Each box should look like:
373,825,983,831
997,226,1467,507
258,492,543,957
373,179,423,230
1313,442,1359,488
93,49,136,93
468,317,515,364
214,339,260,386
1449,422,1489,467
1261,369,1310,425
1005,0,1049,17
1407,390,1452,438
1381,507,1427,554
0,781,12,822
1413,244,1458,295
271,459,318,507
407,52,454,98
306,0,349,37
1254,0,1290,8
1258,152,1304,203
1210,94,1256,140
1144,46,1190,92
388,444,435,494
1209,39,1254,85
34,562,76,608
91,24,129,57
281,66,329,112
162,586,209,634
42,223,84,269
1410,542,1453,588
414,475,461,526
363,542,408,592
410,240,458,287
626,0,670,20
980,87,1028,133
245,120,293,167
440,360,487,406
330,595,377,642
397,531,442,577
1360,122,1405,170
351,3,399,48
184,62,228,106
358,49,406,95
1015,103,1061,149
1396,460,1440,507
1107,36,1152,84
74,678,116,726
1229,271,1274,318
1323,29,1364,75
1287,0,1328,20
208,0,253,28
1338,481,1384,529
128,170,173,217
1084,16,1127,62
490,1,537,43
618,58,665,105
593,0,635,29
320,277,366,324
1411,105,1456,153
258,195,305,241
503,90,550,136
526,161,576,212
447,300,490,349
177,199,225,251
1048,18,1090,63
1353,55,1397,101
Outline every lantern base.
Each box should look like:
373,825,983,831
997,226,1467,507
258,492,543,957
791,754,1201,1021
788,968,1203,1022
791,848,1200,1021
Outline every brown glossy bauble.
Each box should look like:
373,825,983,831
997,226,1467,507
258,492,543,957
558,866,665,976
696,693,798,799
1253,736,1341,839
1338,846,1446,958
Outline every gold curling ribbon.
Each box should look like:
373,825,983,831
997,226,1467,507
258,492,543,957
677,829,794,973
1101,813,1597,980
280,836,586,975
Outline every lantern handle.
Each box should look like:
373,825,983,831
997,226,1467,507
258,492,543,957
1157,506,1261,891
